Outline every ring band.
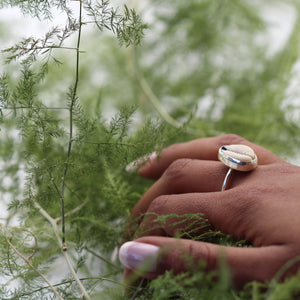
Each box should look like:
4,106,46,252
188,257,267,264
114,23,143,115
218,144,258,191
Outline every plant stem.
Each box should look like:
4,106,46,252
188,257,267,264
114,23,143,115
130,47,198,135
62,250,91,299
130,47,224,136
7,238,64,300
33,201,61,244
58,1,91,298
4,106,68,110
33,199,91,299
55,198,89,224
265,255,300,300
83,245,122,270
60,0,83,251
16,276,132,297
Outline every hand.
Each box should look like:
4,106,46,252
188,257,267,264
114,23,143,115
119,134,300,287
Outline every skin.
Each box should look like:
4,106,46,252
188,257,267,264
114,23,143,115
124,134,300,287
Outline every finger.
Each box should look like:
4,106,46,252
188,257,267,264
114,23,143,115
136,198,211,238
131,159,232,217
131,163,258,226
133,182,266,242
139,134,281,179
120,236,290,287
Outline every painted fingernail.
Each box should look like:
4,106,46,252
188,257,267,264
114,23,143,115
119,241,160,272
125,152,157,173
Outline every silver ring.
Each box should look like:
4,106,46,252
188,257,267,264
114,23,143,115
218,144,258,191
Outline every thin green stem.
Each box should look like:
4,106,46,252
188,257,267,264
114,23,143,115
138,76,182,128
60,0,83,252
63,250,91,300
33,201,61,246
83,244,122,270
7,238,64,300
34,199,91,299
130,47,218,136
83,140,138,147
266,255,300,300
10,276,133,298
4,106,68,110
55,198,89,224
47,45,86,52
58,1,91,299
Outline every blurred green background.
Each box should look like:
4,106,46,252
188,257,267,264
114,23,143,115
1,0,300,298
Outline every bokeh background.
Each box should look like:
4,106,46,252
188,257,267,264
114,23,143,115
1,0,300,298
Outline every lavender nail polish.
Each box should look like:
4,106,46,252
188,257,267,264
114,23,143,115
119,241,160,272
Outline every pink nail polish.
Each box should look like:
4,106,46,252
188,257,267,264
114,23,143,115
119,241,160,272
125,152,157,173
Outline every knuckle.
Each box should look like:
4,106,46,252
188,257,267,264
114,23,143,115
161,142,184,158
187,242,216,270
200,243,215,269
218,133,245,145
231,186,261,214
163,158,193,183
222,187,263,235
142,196,173,237
242,185,269,205
148,195,170,214
164,142,181,153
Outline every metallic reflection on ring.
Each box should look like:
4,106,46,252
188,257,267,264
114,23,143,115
218,144,257,191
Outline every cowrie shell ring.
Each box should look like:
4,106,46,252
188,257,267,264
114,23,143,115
218,144,257,191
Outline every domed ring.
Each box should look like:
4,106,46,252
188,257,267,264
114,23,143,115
218,144,258,191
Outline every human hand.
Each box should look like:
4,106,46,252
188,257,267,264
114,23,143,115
119,134,300,287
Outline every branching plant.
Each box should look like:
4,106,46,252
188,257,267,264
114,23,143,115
1,0,300,299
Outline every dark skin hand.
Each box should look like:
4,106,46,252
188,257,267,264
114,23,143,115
121,134,300,287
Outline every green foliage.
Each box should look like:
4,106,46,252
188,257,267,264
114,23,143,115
1,0,300,299
2,21,79,63
0,0,69,19
147,268,233,300
85,0,147,47
270,270,300,300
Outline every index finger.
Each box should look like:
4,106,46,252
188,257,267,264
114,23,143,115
139,134,281,179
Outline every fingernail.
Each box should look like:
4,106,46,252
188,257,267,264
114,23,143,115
125,152,157,173
119,241,160,272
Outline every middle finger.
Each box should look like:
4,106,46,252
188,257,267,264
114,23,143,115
132,158,238,218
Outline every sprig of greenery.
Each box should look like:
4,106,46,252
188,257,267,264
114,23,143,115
2,21,79,63
85,0,147,46
1,0,300,299
0,0,70,19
